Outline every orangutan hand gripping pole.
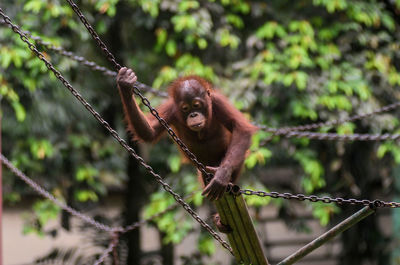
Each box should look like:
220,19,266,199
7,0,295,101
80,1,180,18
117,67,257,201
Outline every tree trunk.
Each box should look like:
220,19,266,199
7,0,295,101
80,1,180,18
339,142,390,265
160,231,174,265
124,143,145,265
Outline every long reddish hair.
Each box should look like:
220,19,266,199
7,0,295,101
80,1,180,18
168,75,212,100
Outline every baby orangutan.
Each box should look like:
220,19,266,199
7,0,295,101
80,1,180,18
117,67,257,201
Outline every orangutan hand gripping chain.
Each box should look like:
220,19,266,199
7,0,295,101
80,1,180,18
117,67,257,201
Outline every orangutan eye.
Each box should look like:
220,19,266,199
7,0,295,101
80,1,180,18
181,104,190,113
192,100,202,109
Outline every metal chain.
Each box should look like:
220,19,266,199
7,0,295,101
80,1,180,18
64,0,213,182
64,0,121,70
240,189,400,208
93,231,120,265
0,150,192,234
266,130,400,142
0,153,114,232
32,35,167,97
0,8,232,254
259,101,400,134
30,34,116,77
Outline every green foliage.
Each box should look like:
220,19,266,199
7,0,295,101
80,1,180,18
378,139,400,164
29,138,54,160
198,231,216,256
256,22,287,39
152,54,216,88
295,150,325,193
245,131,272,169
310,201,340,226
94,0,120,17
144,192,195,244
313,0,348,13
244,184,271,207
134,0,161,17
245,147,272,169
23,199,61,236
74,189,99,202
168,154,181,173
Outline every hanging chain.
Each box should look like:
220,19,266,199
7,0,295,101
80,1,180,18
0,153,114,231
64,0,121,70
93,230,120,265
31,35,116,77
257,101,400,143
240,189,400,208
64,0,212,181
0,8,232,254
0,150,196,234
259,101,400,134
264,130,400,142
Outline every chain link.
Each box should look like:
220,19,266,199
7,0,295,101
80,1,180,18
0,8,232,254
240,189,400,208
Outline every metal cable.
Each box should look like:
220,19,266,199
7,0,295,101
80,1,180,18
268,130,400,142
0,8,232,254
240,189,400,208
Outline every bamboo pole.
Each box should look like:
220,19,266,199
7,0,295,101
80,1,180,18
214,187,269,265
234,193,269,264
277,206,375,265
215,196,248,263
